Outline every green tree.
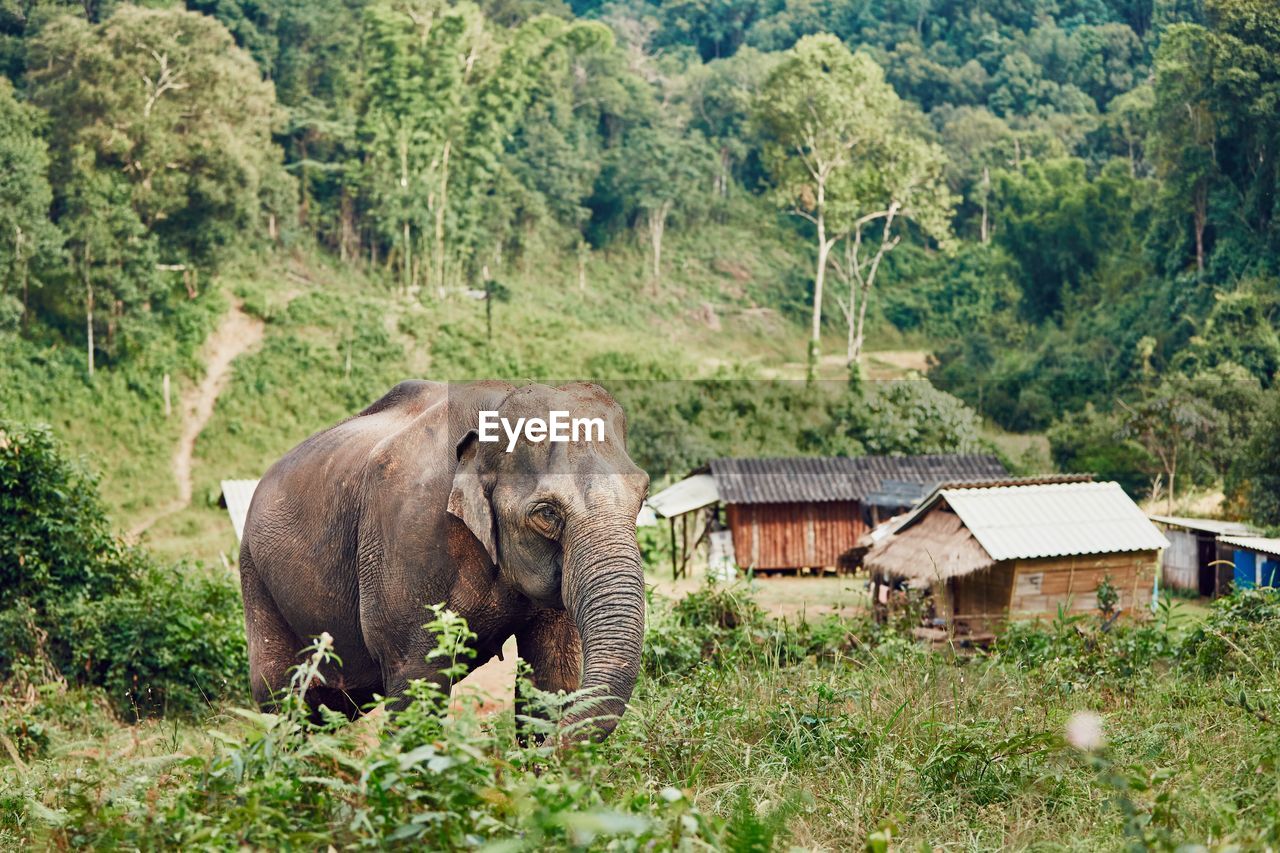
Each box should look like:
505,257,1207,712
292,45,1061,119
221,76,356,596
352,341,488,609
612,124,717,292
1234,388,1280,526
1117,377,1224,514
1048,404,1155,496
0,77,60,330
28,6,289,279
1149,0,1280,278
825,379,988,456
1149,23,1216,274
754,35,907,380
830,131,953,370
59,147,157,377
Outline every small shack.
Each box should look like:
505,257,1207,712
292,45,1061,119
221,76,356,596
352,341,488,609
1219,536,1280,590
864,480,1169,631
1150,515,1256,597
648,454,1008,576
219,479,260,543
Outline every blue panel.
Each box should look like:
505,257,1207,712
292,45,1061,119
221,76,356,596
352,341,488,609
1263,559,1280,589
1235,549,1256,589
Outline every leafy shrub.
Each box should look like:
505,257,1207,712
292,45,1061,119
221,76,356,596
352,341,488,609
1048,404,1154,496
818,377,992,457
916,719,1055,805
0,421,246,715
995,601,1185,692
1180,587,1280,680
30,618,725,849
642,582,766,678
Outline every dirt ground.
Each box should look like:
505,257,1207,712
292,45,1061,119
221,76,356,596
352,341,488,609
451,573,869,713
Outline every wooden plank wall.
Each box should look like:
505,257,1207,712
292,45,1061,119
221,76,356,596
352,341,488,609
1007,552,1159,617
726,501,865,570
1160,530,1198,591
950,551,1160,623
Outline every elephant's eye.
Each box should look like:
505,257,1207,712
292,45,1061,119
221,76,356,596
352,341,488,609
529,503,562,538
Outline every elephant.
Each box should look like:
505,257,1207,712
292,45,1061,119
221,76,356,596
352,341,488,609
238,379,649,740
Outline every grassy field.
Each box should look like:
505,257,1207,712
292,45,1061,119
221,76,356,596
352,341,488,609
2,571,1277,849
2,384,1275,848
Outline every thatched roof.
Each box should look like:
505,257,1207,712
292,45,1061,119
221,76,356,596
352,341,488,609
863,508,994,588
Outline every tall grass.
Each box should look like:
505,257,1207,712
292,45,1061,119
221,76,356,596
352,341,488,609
3,583,1279,849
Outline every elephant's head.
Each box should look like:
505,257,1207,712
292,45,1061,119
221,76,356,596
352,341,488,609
447,382,648,739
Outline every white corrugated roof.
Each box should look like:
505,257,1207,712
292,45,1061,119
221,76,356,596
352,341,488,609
1149,514,1258,536
220,479,260,543
1220,536,1280,559
932,481,1169,561
648,473,720,519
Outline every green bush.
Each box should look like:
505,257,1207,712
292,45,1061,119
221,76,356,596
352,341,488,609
1180,587,1280,680
31,622,725,849
0,421,246,715
994,600,1186,693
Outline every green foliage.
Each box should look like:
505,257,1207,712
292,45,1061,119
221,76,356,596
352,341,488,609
7,578,1280,847
826,379,990,456
0,421,246,715
1233,388,1280,525
1181,586,1280,680
17,611,723,849
1048,403,1154,495
28,5,289,271
0,76,60,332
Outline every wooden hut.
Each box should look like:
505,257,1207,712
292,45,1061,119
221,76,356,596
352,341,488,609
648,454,1007,575
1220,536,1280,590
1150,515,1257,597
865,480,1169,631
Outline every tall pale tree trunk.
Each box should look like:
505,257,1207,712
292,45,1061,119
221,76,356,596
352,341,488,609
1193,182,1207,273
809,180,830,384
435,138,451,291
851,206,900,367
647,200,671,294
399,131,412,294
83,257,94,379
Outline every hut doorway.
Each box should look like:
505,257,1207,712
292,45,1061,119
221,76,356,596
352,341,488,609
1198,536,1217,597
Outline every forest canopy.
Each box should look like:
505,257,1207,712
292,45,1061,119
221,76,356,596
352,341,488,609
0,0,1276,520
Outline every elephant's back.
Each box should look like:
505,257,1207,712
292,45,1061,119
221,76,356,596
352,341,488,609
240,380,449,671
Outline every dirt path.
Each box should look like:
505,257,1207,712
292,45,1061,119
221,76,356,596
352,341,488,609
129,300,265,540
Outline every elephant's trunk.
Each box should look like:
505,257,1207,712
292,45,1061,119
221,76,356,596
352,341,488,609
560,515,645,740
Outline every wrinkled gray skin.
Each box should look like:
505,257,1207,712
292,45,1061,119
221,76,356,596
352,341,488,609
239,380,649,740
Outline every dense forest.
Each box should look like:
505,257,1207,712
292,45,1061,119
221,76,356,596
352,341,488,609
0,0,1277,523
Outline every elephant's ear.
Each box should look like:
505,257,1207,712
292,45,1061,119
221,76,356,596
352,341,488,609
448,429,498,565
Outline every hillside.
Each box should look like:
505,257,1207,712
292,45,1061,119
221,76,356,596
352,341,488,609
2,0,1276,540
3,206,943,565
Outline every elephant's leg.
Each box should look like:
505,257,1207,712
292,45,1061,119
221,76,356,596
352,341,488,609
515,610,583,740
240,546,303,711
377,637,451,712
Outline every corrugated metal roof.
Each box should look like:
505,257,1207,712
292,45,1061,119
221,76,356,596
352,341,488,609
708,454,1007,505
929,481,1169,561
1220,536,1280,559
219,479,260,543
648,473,720,518
1149,515,1258,536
